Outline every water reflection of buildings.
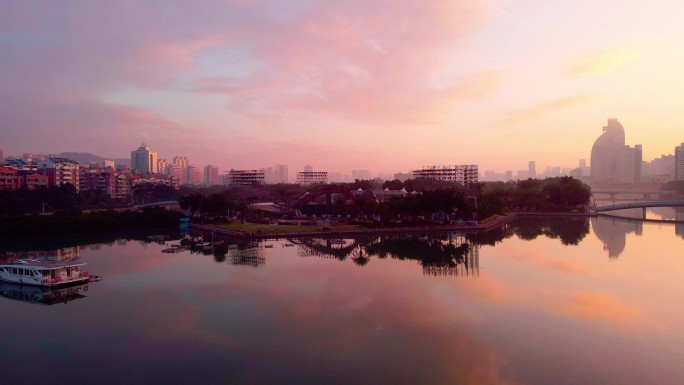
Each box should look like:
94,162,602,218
677,208,684,240
0,246,80,264
228,241,265,267
592,217,642,258
291,234,479,277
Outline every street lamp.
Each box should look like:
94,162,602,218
467,196,478,220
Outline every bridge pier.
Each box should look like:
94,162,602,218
642,207,647,219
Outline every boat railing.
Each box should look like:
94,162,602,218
44,271,89,285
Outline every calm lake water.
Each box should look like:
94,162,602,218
1,216,684,385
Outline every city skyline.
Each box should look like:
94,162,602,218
1,1,683,175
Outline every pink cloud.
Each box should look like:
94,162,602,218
190,0,501,123
2,95,202,158
0,0,500,161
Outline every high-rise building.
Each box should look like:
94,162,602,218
528,161,536,179
186,165,201,184
167,165,182,180
676,143,684,181
0,148,3,162
393,172,413,182
157,159,168,175
591,119,625,183
620,144,642,183
130,143,158,174
352,169,371,180
204,164,219,185
172,156,189,181
591,119,641,183
649,154,675,182
262,167,275,183
275,164,288,183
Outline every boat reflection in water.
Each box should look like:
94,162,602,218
0,282,88,305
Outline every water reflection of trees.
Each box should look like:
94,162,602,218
291,234,480,277
289,218,592,276
364,235,479,277
289,237,375,261
466,217,590,247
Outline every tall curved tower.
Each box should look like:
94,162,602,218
591,118,625,183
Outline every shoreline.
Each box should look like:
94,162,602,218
189,212,595,240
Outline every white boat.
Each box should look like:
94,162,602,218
0,259,90,287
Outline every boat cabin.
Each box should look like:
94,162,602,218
0,260,89,287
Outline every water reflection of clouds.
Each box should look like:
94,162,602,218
554,291,644,327
143,261,522,385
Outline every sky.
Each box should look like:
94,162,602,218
1,0,683,177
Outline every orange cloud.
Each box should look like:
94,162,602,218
496,94,593,126
570,48,640,76
542,260,598,276
459,274,521,303
555,291,644,327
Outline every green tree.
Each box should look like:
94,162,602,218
179,193,204,217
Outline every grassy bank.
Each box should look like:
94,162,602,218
219,223,360,234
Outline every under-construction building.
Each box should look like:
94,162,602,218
223,169,265,186
296,171,328,185
412,165,479,185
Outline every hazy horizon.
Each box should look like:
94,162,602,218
2,1,683,176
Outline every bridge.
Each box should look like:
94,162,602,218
135,200,180,209
596,200,684,219
592,190,677,200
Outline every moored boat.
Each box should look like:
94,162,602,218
0,259,90,287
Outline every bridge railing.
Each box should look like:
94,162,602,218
596,200,684,212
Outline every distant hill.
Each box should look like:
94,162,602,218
59,152,130,167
